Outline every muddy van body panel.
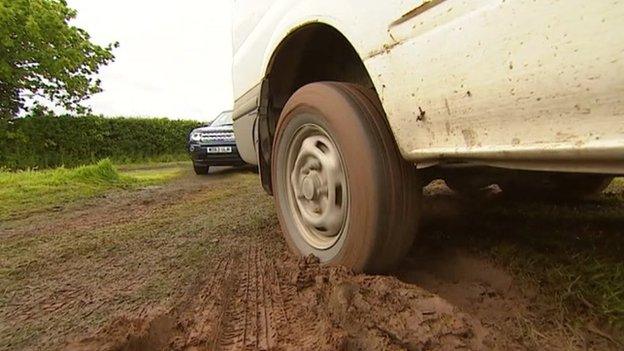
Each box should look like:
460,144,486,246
232,0,624,174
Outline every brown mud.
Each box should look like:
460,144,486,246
65,242,489,351
63,227,616,351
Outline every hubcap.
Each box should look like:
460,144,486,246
301,174,319,200
286,124,348,249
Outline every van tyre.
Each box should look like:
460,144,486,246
193,163,209,175
272,82,421,273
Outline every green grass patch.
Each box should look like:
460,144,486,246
115,160,191,172
0,159,184,221
120,166,187,183
109,153,191,167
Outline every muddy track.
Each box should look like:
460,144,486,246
64,219,622,351
166,244,303,351
217,245,287,350
66,235,488,351
178,257,236,350
35,173,622,351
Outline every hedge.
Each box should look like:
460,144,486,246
0,115,200,170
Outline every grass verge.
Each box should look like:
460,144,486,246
0,159,185,221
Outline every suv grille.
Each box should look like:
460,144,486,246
200,132,235,142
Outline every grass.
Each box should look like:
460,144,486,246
0,159,186,221
115,160,191,172
120,164,189,182
111,154,191,168
490,181,624,333
422,177,624,342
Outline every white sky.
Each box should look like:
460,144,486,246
67,0,233,122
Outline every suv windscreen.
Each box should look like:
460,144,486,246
211,112,233,127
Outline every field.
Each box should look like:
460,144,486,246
0,163,622,350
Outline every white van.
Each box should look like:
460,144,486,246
231,0,624,272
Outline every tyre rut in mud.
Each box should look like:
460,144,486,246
66,237,485,351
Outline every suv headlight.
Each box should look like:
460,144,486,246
190,132,202,142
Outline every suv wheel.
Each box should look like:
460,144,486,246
272,82,421,272
193,163,209,175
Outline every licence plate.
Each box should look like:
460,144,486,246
206,146,232,154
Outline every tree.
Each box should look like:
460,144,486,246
0,0,117,119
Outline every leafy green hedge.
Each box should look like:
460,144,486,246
0,115,200,169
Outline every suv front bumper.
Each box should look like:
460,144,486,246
189,143,246,167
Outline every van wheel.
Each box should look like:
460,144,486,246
272,82,421,273
501,174,613,200
193,163,209,175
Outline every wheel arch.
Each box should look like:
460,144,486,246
256,22,378,194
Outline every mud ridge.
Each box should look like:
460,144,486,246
65,247,489,351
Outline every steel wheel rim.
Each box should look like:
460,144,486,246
285,123,349,250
